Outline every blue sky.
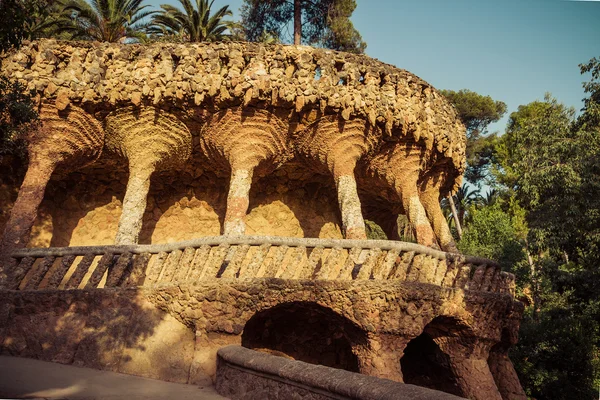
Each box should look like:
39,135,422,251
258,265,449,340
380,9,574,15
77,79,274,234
145,0,600,133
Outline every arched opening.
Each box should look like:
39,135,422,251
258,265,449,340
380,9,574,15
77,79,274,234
400,316,469,397
241,302,367,372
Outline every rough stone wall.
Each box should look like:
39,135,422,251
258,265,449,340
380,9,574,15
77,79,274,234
216,346,466,400
3,40,465,172
0,161,345,247
0,39,466,252
0,279,522,399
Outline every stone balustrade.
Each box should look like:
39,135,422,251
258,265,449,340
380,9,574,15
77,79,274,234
4,236,515,295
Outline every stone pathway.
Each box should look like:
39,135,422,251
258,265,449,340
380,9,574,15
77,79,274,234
0,356,227,400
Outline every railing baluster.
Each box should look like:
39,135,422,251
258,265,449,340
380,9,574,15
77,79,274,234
283,247,307,279
433,259,448,286
145,252,168,286
417,256,438,284
441,258,460,287
337,247,362,280
480,266,497,292
240,244,271,279
260,245,289,278
465,265,486,291
125,252,151,287
300,246,323,279
356,248,382,280
86,253,115,289
160,250,183,283
217,245,239,278
105,253,133,287
24,256,55,290
187,245,211,281
65,254,96,289
173,247,196,282
46,255,76,289
221,244,250,279
201,244,229,279
374,248,400,280
389,251,414,281
7,257,35,290
315,247,343,280
453,265,472,289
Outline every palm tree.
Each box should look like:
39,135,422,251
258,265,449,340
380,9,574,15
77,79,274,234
442,183,482,237
60,0,155,42
148,0,233,42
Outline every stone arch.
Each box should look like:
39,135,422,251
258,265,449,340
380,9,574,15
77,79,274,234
241,301,368,372
400,316,473,397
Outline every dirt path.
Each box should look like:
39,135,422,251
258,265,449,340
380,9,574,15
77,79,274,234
0,356,227,400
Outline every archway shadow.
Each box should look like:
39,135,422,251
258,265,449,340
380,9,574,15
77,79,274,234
241,301,368,372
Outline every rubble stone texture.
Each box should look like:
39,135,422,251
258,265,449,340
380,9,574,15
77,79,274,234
0,104,104,253
0,39,465,251
0,40,527,400
104,106,192,244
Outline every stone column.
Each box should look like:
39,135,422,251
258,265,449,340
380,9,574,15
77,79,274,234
397,182,438,248
0,104,104,255
488,350,527,400
436,338,503,400
0,158,54,254
334,165,367,240
223,168,254,236
114,161,155,245
294,117,375,240
419,184,458,252
200,109,290,237
356,334,406,382
106,107,192,245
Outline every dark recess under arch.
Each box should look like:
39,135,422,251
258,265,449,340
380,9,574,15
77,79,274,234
241,301,367,372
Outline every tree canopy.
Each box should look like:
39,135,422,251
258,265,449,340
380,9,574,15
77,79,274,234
453,60,600,399
148,0,233,42
440,89,507,185
60,0,155,42
240,0,366,53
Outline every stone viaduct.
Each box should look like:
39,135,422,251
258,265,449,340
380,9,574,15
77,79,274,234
0,40,525,400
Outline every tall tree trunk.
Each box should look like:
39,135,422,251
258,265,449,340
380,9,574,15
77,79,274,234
294,0,302,45
447,193,463,239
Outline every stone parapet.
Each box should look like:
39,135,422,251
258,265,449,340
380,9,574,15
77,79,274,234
2,236,515,295
216,345,466,399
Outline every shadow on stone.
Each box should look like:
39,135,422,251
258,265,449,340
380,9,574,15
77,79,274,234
241,301,367,372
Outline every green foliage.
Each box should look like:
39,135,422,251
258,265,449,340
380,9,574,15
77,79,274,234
60,0,155,42
578,57,600,130
441,183,481,230
0,71,38,164
240,0,366,53
440,89,508,135
148,0,233,42
513,299,599,400
440,89,507,185
487,69,600,397
0,0,30,53
458,203,525,270
365,220,387,240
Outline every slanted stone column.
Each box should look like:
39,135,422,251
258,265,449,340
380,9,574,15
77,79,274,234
435,338,503,400
419,169,459,252
295,117,380,240
364,140,438,248
488,349,527,400
335,174,366,239
200,108,290,236
105,107,192,245
0,104,104,255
